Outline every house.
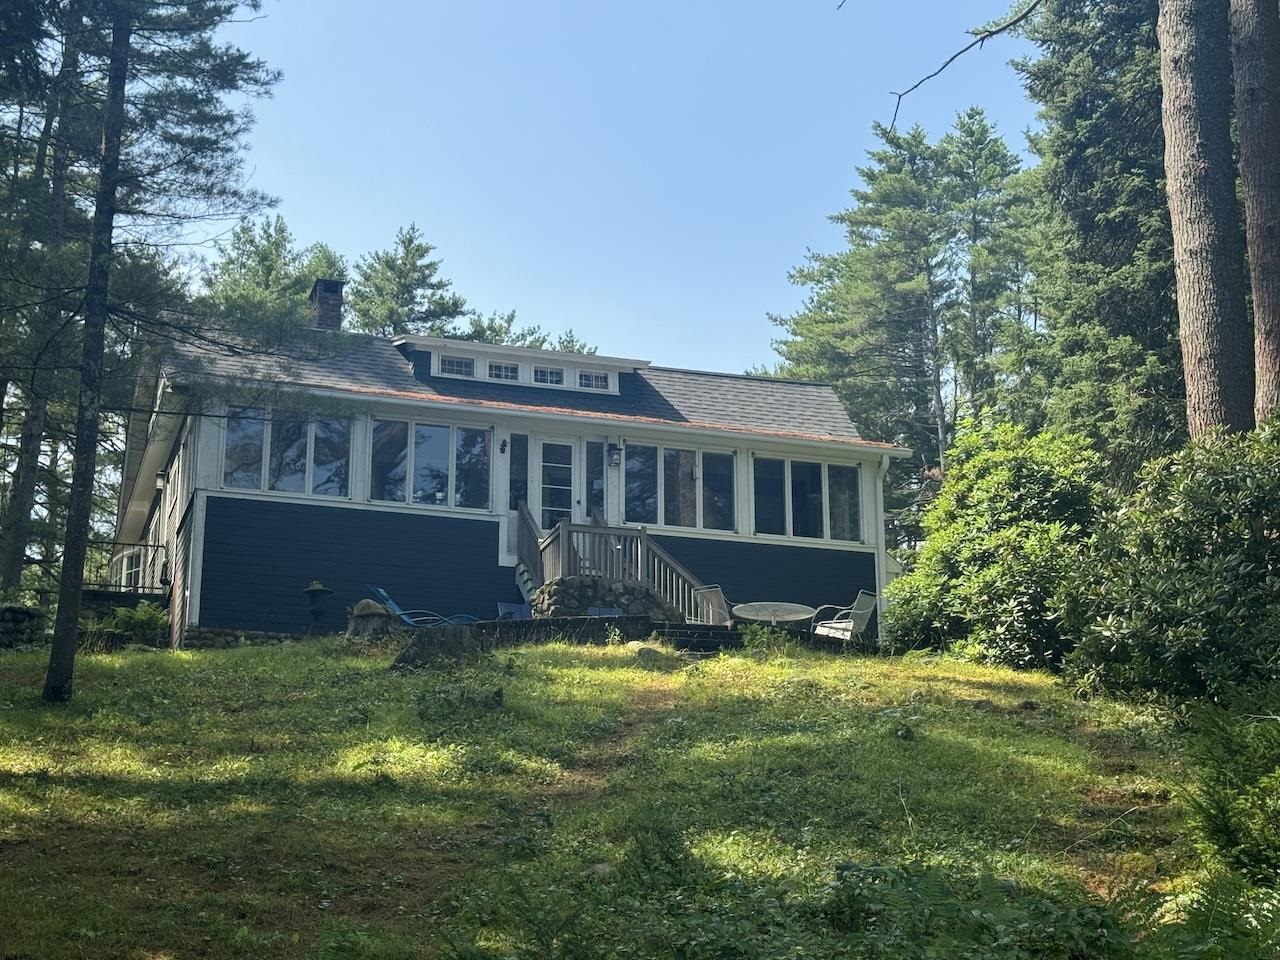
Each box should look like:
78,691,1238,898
111,280,911,645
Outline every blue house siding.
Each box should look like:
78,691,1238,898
199,495,522,634
653,534,878,632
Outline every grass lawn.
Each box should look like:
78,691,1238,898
0,640,1186,958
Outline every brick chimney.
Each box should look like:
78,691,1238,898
309,278,344,331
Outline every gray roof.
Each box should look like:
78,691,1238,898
166,332,894,449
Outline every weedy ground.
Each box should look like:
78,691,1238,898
0,640,1188,958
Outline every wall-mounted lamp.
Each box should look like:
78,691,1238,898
499,438,508,454
155,471,167,491
607,443,622,466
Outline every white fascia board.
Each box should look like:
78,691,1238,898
118,380,185,543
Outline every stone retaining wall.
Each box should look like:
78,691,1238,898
0,605,45,648
532,576,684,622
182,626,310,649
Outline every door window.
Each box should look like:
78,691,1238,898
541,441,574,530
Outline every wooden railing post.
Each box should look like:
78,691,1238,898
639,527,649,584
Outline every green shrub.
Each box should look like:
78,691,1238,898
1064,421,1280,701
885,423,1103,669
105,601,170,646
1184,686,1280,886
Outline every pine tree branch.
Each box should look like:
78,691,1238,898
848,0,1046,128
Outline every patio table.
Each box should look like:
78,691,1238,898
731,601,817,626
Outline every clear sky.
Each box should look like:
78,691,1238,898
219,1,1039,373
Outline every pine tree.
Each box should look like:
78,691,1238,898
43,0,278,701
1157,0,1254,436
347,224,468,337
939,107,1023,415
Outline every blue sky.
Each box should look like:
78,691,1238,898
221,1,1038,372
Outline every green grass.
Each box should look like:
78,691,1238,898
0,640,1188,958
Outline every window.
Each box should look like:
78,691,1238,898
454,427,491,509
223,407,265,489
663,448,697,527
124,550,142,589
702,452,735,531
753,457,786,535
534,366,565,385
224,410,351,497
268,418,307,492
586,441,606,521
412,424,450,505
311,418,350,497
508,433,529,510
488,361,519,381
579,371,609,390
371,420,492,510
829,465,861,541
791,460,825,538
440,355,475,377
624,444,658,523
371,420,409,502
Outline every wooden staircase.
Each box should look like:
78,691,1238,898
515,502,713,623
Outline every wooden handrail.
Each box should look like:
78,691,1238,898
529,519,705,621
516,501,545,590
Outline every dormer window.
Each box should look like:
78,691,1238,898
488,361,519,381
534,366,565,386
579,371,609,390
440,355,475,377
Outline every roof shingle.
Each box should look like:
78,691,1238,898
166,333,894,449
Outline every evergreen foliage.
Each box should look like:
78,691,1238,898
1185,686,1280,885
1064,421,1280,701
885,422,1103,668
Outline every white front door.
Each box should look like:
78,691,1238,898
537,438,577,532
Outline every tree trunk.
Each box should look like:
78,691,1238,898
44,6,132,703
1158,0,1255,436
0,395,48,591
1231,0,1280,422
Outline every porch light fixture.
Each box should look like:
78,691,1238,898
155,471,167,491
607,443,622,466
499,438,508,454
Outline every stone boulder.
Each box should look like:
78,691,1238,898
531,576,684,623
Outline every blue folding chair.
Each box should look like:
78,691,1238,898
368,586,443,628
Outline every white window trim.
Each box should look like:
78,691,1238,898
578,370,610,390
533,365,565,385
623,442,738,533
220,409,354,501
368,418,494,513
488,361,520,382
748,453,865,545
438,355,476,378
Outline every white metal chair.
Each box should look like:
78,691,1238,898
692,585,733,626
810,591,878,647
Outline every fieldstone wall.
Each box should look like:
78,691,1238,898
183,627,308,649
0,605,45,648
532,576,684,622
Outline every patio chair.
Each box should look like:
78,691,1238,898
368,586,444,628
692,584,733,626
587,606,623,617
496,602,533,621
810,591,878,648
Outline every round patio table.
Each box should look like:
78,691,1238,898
731,601,817,626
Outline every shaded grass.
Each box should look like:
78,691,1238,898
0,641,1185,958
